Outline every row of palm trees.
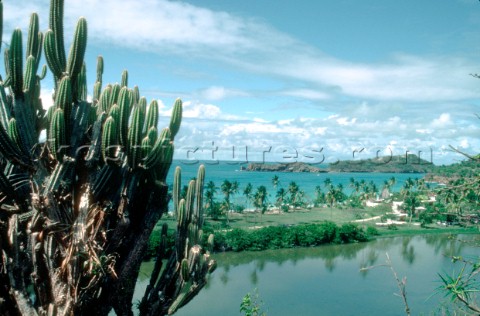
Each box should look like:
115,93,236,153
202,175,402,221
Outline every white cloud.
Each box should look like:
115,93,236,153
198,86,249,101
282,89,330,100
431,113,452,128
336,117,357,126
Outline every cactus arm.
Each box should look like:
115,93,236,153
108,103,120,123
93,81,102,103
97,84,112,114
142,127,171,169
145,100,158,132
0,81,10,130
54,76,72,143
9,29,23,97
44,29,64,79
121,70,128,87
49,108,66,162
49,0,66,72
133,85,140,104
194,164,205,233
39,64,47,80
137,97,147,133
109,83,121,109
102,116,118,165
66,17,87,89
7,118,22,152
126,105,145,168
12,97,36,157
26,13,42,73
76,63,88,101
117,87,132,147
172,166,181,216
96,55,103,83
169,98,182,140
23,55,36,96
0,120,24,163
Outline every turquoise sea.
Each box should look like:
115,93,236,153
166,160,427,206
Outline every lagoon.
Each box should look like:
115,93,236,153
167,161,427,203
135,234,479,315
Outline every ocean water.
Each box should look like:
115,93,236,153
166,160,426,205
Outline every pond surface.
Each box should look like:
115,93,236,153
135,234,479,315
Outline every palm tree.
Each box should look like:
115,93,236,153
254,185,268,213
243,182,253,211
326,187,337,208
324,177,332,189
205,181,218,218
314,185,324,206
401,179,419,224
388,176,396,188
272,175,280,190
221,179,239,224
288,181,300,208
381,180,391,200
231,180,240,204
243,182,254,225
335,183,345,204
276,187,286,208
370,182,378,200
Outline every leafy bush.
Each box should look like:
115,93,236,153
387,224,398,230
202,221,369,252
366,226,379,236
225,228,253,251
336,223,368,243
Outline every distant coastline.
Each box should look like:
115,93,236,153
240,154,435,173
240,161,327,173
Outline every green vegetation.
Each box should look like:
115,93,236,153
0,1,215,315
240,289,267,316
202,221,368,252
329,153,434,173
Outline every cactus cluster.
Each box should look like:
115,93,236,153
141,165,216,315
0,0,214,315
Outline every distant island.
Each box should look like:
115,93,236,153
328,154,434,173
240,161,327,173
241,154,435,173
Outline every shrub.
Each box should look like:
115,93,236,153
317,221,338,243
225,228,253,251
336,223,368,243
387,224,398,230
366,226,379,236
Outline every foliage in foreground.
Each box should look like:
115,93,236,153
240,288,267,316
436,237,480,315
0,0,215,315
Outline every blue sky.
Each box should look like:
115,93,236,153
5,0,480,164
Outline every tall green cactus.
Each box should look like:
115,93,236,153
0,0,215,315
141,164,216,315
170,98,182,140
145,99,159,131
8,28,23,96
66,17,87,82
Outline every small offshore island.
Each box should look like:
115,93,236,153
241,154,434,173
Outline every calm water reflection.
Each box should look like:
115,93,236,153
135,234,479,315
